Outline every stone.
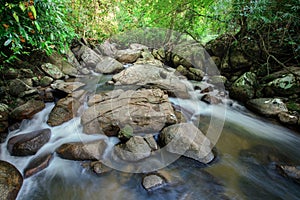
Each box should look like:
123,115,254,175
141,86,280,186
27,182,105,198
130,43,148,50
5,68,19,79
48,51,79,77
277,165,300,184
39,76,53,87
201,94,222,104
230,72,257,102
142,174,166,191
41,63,64,79
144,134,158,151
229,49,252,70
118,124,134,141
56,140,107,161
0,161,23,200
47,96,80,126
116,49,141,63
20,69,34,78
209,75,227,86
159,123,214,164
90,161,112,175
7,128,51,156
10,100,45,121
81,89,177,135
246,98,288,117
266,74,300,96
0,103,9,122
278,112,298,125
72,43,102,69
113,136,152,162
95,57,124,74
95,40,118,57
51,80,85,94
87,89,124,106
23,153,53,178
8,79,31,97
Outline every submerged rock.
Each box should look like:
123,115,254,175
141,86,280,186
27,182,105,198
7,128,51,156
0,161,23,200
81,88,177,135
24,153,53,178
246,98,288,117
10,100,45,121
56,140,107,161
159,123,214,164
276,165,300,184
142,173,166,191
47,96,80,126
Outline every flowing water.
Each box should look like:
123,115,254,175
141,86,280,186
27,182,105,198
1,74,300,200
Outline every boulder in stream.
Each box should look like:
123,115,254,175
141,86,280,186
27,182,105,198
246,98,288,117
0,161,23,200
95,57,124,74
56,140,107,161
24,153,53,178
10,100,45,121
7,128,51,156
51,80,85,94
276,165,300,184
159,123,214,164
115,49,141,63
142,173,166,191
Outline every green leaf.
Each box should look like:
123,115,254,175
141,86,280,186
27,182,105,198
34,21,41,32
19,2,26,12
13,12,19,23
4,38,12,46
29,5,37,19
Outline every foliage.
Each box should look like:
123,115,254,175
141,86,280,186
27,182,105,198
0,0,76,65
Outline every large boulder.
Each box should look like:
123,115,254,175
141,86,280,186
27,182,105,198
51,80,85,94
23,153,53,178
8,79,32,97
112,64,192,99
48,51,78,77
41,63,65,79
95,40,118,57
176,65,205,81
0,161,23,200
10,100,45,121
47,96,80,126
81,88,177,135
115,49,141,63
230,72,257,102
266,74,300,96
95,57,124,74
7,128,51,156
142,173,166,191
113,136,152,162
246,98,288,117
159,123,214,164
56,140,107,161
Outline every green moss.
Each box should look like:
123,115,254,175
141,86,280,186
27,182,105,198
286,102,300,113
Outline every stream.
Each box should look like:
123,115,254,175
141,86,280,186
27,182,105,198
1,74,300,200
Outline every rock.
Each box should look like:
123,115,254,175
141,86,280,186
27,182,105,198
144,134,158,151
87,89,124,106
51,80,85,94
95,40,118,57
39,76,53,87
8,79,31,97
47,96,80,126
118,124,134,141
112,64,192,99
95,57,124,74
229,49,252,70
176,65,205,81
0,161,23,200
266,74,300,96
10,100,45,121
0,103,9,122
142,174,166,191
159,123,214,164
201,94,222,104
89,161,112,175
130,43,148,50
116,49,141,63
246,98,288,117
230,72,257,102
48,51,78,77
7,128,51,156
24,153,53,178
209,75,227,86
81,89,177,135
20,69,34,78
41,63,65,79
56,140,107,161
276,165,300,184
113,136,152,162
278,112,299,125
5,68,19,79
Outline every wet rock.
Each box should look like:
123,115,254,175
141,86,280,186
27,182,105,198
7,128,51,156
87,89,124,106
38,88,55,102
230,72,257,102
266,73,300,96
51,80,85,94
276,165,300,184
48,51,78,77
90,161,112,174
142,173,166,191
278,112,299,125
82,89,177,135
246,98,288,117
176,65,205,81
144,134,158,151
201,94,222,104
8,79,31,97
39,76,53,87
41,63,65,79
112,64,192,99
118,124,134,141
47,96,80,126
72,43,102,69
159,123,214,164
0,161,23,200
24,153,53,178
56,140,107,161
114,136,152,162
209,75,227,86
95,57,124,74
116,49,141,63
10,100,45,121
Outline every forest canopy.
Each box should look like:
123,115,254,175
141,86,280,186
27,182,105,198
0,0,299,65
